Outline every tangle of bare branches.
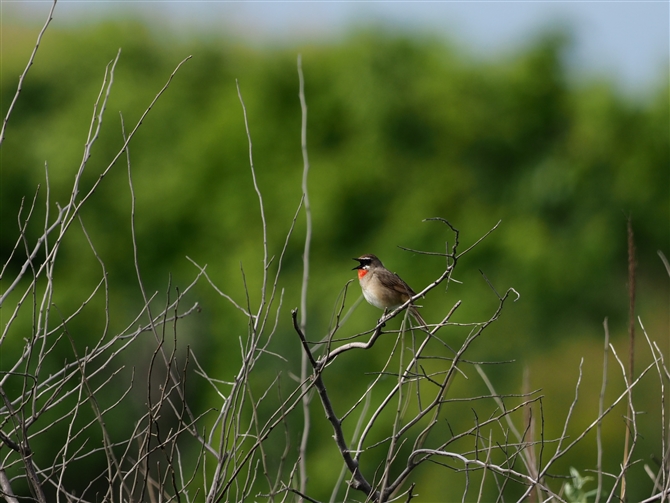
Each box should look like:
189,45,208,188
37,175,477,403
1,12,667,503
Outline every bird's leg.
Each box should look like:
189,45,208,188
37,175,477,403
377,307,390,327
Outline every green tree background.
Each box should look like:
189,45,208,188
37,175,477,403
1,17,668,501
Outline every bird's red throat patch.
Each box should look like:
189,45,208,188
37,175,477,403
357,269,368,280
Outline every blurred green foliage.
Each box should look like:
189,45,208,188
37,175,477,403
1,19,668,501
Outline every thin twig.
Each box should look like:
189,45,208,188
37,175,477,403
621,217,636,501
595,318,611,503
297,54,313,500
0,0,57,146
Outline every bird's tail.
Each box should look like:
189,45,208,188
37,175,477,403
409,305,428,330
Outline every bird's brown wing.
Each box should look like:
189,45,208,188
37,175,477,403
389,273,416,301
390,273,427,326
378,270,427,327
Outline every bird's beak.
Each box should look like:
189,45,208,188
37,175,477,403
352,259,363,270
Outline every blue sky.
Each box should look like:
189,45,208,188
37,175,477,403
5,1,669,95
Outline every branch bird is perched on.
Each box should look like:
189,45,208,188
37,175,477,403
352,254,427,327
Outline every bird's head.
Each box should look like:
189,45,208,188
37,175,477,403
352,254,382,271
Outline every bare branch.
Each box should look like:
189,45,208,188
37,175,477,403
0,0,57,146
297,53,313,501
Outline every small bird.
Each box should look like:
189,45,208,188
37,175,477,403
352,254,427,327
